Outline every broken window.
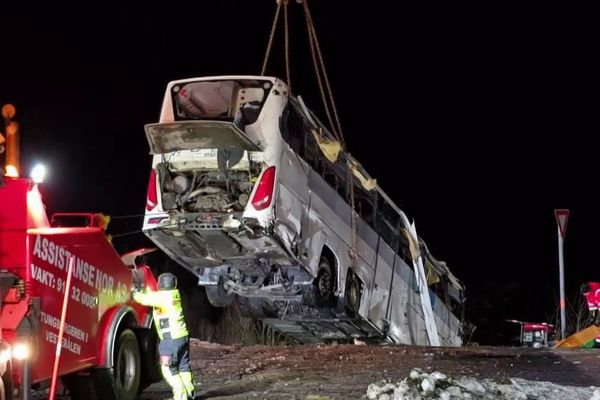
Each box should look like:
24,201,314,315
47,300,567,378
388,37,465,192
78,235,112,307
375,196,412,265
171,79,269,124
281,101,348,198
280,103,306,156
353,184,376,229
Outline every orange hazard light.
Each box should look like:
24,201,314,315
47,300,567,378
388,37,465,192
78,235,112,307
5,164,18,177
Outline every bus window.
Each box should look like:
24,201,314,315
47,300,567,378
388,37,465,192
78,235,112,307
322,165,340,192
375,196,412,265
354,185,376,229
280,104,306,156
174,81,236,119
171,79,270,123
376,197,400,248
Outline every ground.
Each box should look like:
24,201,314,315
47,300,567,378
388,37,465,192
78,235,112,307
135,340,600,400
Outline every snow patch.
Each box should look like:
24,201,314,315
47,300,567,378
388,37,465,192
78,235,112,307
366,368,598,400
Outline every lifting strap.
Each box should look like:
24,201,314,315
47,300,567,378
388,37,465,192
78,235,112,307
262,0,361,265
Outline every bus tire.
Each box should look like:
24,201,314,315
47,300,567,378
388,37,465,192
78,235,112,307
113,329,141,400
305,257,335,308
205,285,234,307
345,270,362,317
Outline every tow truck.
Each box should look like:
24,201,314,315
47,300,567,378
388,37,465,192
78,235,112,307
1,164,161,397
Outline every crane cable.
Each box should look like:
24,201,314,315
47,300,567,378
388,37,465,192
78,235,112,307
284,0,292,94
261,0,282,77
261,0,293,94
302,0,357,264
302,0,345,147
262,0,358,265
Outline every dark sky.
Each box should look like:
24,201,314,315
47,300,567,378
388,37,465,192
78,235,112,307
2,3,600,343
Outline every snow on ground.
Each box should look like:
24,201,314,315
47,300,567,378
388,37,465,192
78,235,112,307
366,368,600,400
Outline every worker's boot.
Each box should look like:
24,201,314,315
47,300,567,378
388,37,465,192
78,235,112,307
180,371,195,399
162,365,187,400
163,390,186,400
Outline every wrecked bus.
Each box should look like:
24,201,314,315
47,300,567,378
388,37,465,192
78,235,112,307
142,76,464,345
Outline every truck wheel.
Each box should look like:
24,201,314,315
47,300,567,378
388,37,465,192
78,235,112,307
205,285,234,307
135,328,162,388
63,368,118,400
113,329,141,400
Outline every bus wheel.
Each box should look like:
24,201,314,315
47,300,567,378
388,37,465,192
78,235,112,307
113,329,141,400
345,271,362,317
309,257,335,308
206,285,234,307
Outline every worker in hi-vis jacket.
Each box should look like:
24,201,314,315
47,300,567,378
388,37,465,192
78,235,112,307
581,281,600,348
133,272,194,400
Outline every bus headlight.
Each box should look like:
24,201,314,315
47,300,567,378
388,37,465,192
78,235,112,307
12,342,31,360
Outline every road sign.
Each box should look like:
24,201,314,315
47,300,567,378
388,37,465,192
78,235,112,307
554,209,569,239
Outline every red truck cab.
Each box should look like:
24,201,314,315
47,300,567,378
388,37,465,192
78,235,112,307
0,176,161,400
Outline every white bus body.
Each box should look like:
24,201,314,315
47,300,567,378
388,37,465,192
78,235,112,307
143,76,464,345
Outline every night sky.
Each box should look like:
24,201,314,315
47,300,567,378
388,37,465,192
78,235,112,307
2,3,600,344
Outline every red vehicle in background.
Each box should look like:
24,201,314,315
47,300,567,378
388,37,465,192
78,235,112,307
508,320,555,348
0,175,162,400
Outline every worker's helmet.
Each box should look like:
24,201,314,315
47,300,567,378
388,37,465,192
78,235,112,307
157,272,177,290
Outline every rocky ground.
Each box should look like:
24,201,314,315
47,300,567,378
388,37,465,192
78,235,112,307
135,340,600,399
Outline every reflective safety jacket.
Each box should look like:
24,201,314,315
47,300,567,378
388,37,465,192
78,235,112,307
133,288,189,340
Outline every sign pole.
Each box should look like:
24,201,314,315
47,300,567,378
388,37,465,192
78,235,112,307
554,209,569,340
558,227,566,340
48,256,75,400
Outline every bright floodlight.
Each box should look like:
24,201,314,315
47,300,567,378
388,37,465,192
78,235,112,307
12,342,31,360
31,164,47,183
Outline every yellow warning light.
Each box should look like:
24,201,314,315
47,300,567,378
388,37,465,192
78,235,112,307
5,165,19,177
94,213,111,231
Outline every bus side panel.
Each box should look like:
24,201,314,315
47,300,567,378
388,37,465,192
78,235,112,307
367,240,394,331
305,169,351,275
27,230,136,382
386,256,420,344
305,169,377,293
403,262,430,345
275,147,310,260
431,292,462,346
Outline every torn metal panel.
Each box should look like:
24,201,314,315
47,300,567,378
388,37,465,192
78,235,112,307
368,239,395,332
408,221,440,346
145,121,262,154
